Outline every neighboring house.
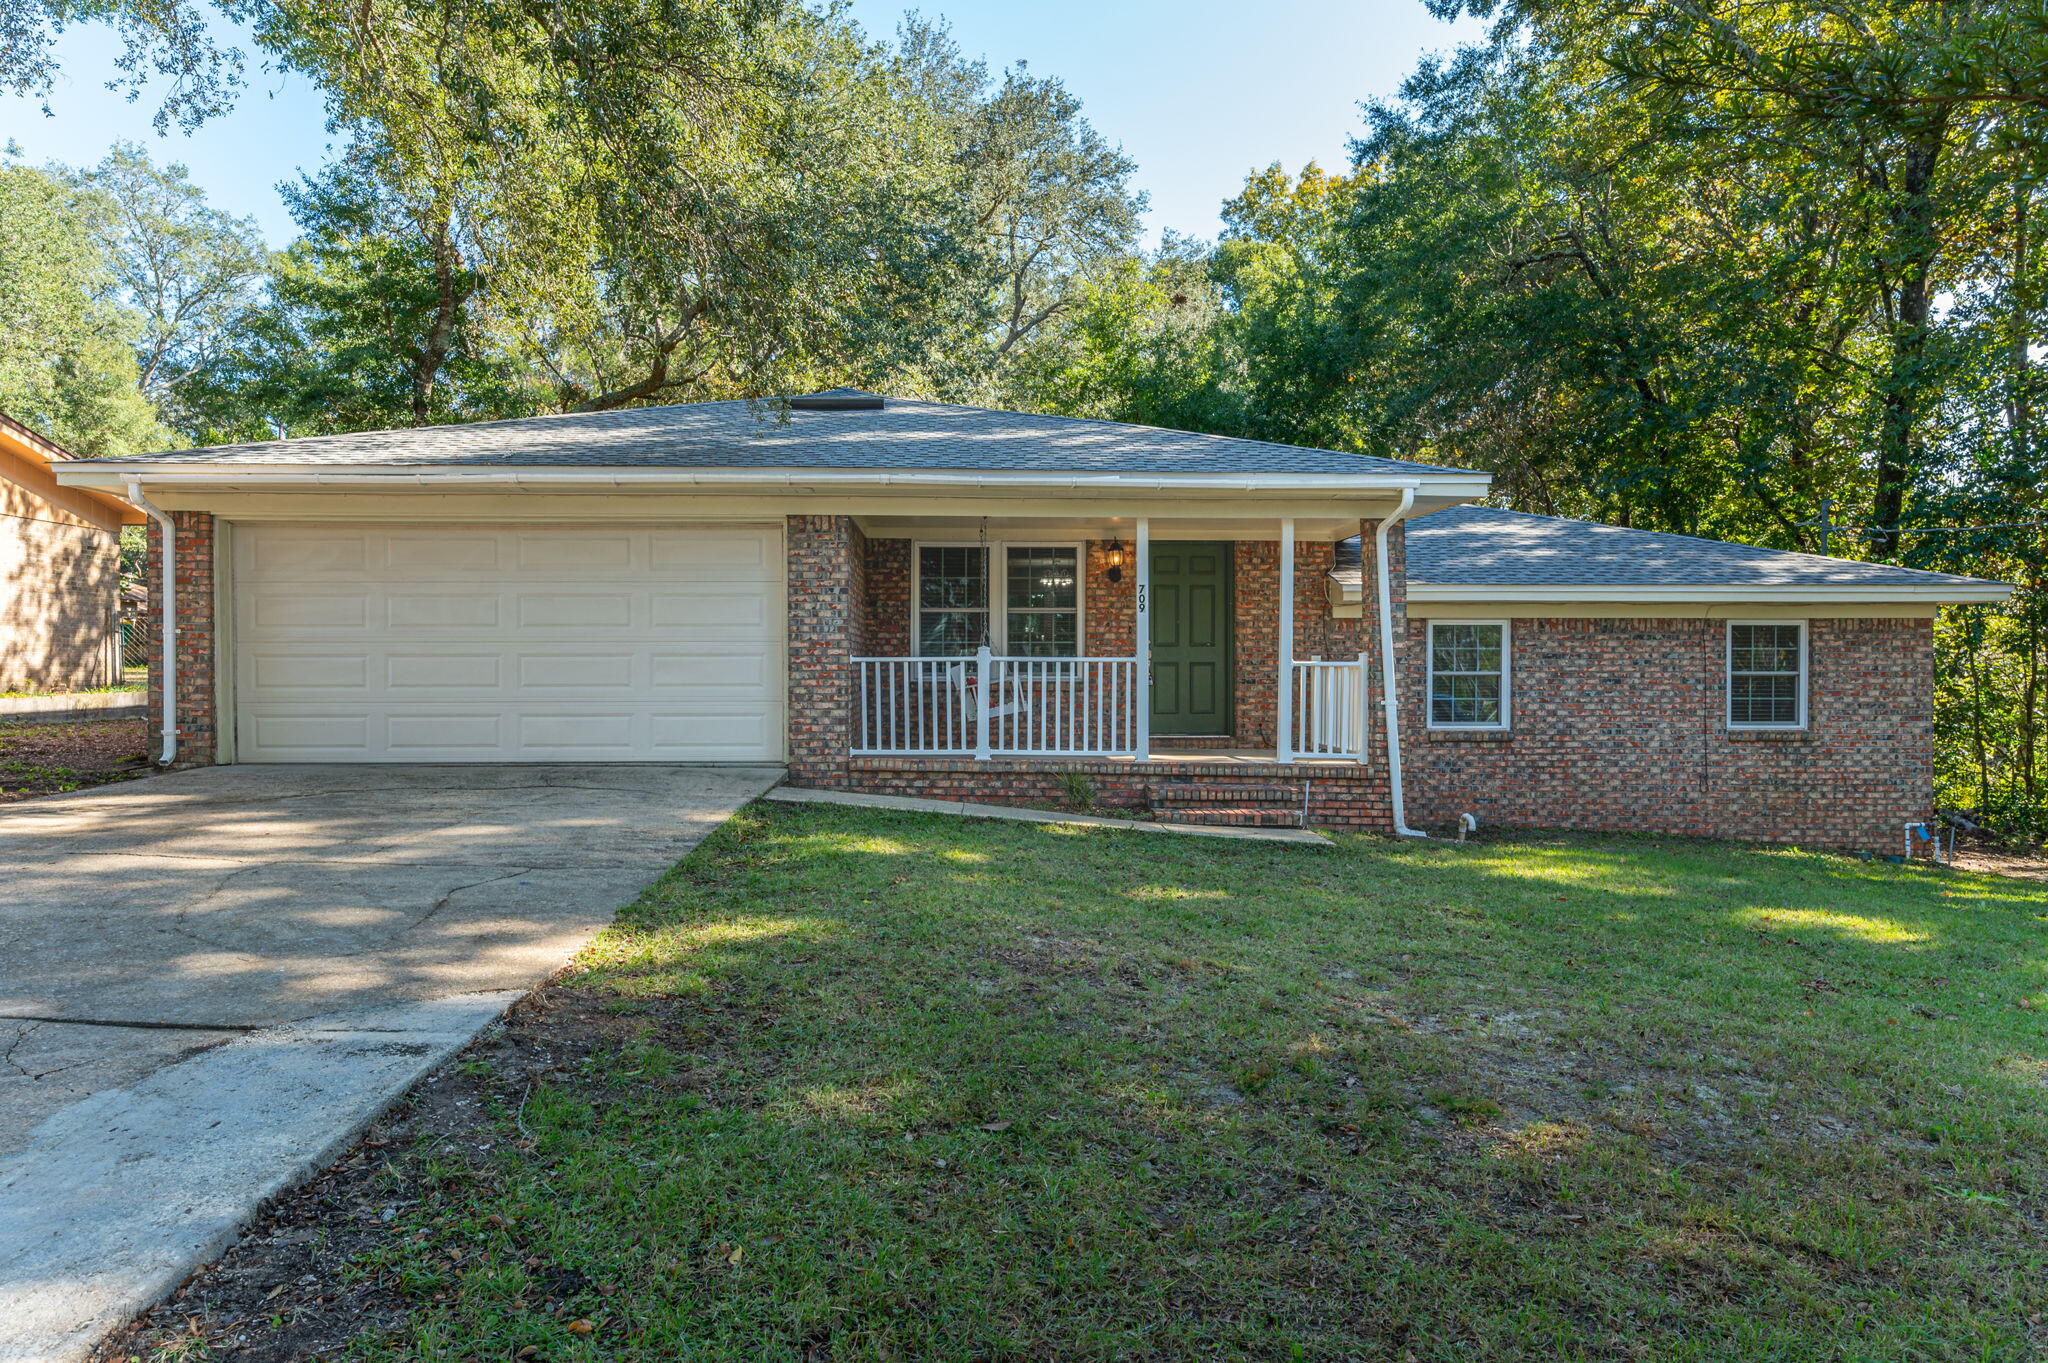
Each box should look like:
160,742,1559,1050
0,413,142,692
53,390,2010,850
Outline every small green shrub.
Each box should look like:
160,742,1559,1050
1056,770,1096,811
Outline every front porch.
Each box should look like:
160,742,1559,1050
788,508,1411,831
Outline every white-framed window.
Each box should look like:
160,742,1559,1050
1726,620,1807,729
1427,620,1510,729
913,542,1083,657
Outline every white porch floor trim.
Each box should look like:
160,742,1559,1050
764,785,1332,846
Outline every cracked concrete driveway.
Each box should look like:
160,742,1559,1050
0,763,780,1157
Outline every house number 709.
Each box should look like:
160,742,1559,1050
1136,585,1147,612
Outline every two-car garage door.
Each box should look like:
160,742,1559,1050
231,523,784,762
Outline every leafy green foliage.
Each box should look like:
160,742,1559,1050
0,157,168,454
67,141,268,433
1,0,250,132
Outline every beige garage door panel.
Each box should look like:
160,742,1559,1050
233,524,784,762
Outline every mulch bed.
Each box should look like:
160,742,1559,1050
0,717,153,802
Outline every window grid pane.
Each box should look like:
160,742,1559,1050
919,610,984,657
918,546,989,656
1006,611,1077,656
1429,623,1505,727
1728,624,1802,726
919,546,987,609
1004,547,1078,657
916,545,1081,658
1006,547,1078,612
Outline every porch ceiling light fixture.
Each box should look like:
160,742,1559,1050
1105,537,1126,583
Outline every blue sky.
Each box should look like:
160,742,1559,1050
1,1,1482,247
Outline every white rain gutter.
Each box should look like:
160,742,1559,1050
1375,488,1426,838
56,466,1460,497
123,477,177,766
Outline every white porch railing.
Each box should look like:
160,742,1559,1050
1287,656,1370,761
853,648,1141,759
852,649,1370,764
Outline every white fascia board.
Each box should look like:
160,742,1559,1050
1406,583,2014,605
54,463,1490,499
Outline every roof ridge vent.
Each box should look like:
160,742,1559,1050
785,388,885,412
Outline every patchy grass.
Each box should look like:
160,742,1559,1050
122,805,2048,1360
0,718,149,801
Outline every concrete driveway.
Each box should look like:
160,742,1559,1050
0,763,779,1360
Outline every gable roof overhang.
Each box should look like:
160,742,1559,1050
0,413,145,526
55,463,1491,534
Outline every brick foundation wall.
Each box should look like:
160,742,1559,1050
144,511,217,766
1401,615,1935,851
845,756,1392,829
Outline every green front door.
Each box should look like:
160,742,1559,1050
1149,542,1232,735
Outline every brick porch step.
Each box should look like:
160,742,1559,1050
1150,784,1301,806
1155,805,1306,828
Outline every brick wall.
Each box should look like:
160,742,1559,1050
1401,614,1934,850
144,511,217,766
1233,541,1278,745
0,516,121,692
1085,540,1136,657
860,536,911,656
845,756,1392,828
786,515,861,784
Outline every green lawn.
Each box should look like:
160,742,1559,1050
357,805,2048,1360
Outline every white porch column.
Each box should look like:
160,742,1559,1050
1277,517,1295,763
1134,517,1151,762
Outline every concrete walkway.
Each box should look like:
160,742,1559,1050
765,785,1333,845
0,763,779,1362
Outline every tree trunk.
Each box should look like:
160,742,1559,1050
408,213,465,428
1870,122,1948,557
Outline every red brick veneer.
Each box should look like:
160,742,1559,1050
845,755,1391,829
786,515,861,785
1400,615,1935,849
144,510,217,766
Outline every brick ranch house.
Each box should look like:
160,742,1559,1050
1,412,140,693
53,390,2009,850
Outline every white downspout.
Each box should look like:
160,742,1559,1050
123,477,177,766
1374,489,1425,838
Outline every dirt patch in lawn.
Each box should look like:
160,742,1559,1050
91,992,635,1363
0,717,152,802
1950,844,2048,882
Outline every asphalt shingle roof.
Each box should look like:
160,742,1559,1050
1334,505,2006,591
114,390,1478,478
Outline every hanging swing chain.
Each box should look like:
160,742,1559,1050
977,516,992,651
